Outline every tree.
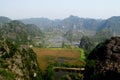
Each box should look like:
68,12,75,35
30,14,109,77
44,65,54,80
62,41,65,48
79,36,95,55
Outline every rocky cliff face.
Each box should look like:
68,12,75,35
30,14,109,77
0,39,43,80
84,37,120,80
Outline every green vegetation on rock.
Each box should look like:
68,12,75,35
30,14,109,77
0,39,43,80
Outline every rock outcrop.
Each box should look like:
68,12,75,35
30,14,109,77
0,39,43,80
84,37,120,80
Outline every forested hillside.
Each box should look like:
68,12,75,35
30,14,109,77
0,19,43,45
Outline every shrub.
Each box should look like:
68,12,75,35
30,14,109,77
0,68,15,80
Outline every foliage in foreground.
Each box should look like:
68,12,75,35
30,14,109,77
0,39,43,80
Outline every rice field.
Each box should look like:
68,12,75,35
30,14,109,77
33,48,85,71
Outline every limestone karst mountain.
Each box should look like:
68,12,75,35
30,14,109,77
20,16,120,34
84,37,120,80
0,20,43,44
0,39,43,80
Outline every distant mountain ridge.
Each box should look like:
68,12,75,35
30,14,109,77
0,15,120,39
20,15,103,31
20,15,120,35
101,16,120,35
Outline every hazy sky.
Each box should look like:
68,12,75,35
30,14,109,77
0,0,120,19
